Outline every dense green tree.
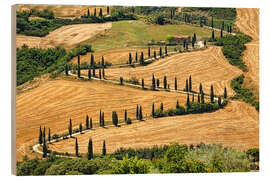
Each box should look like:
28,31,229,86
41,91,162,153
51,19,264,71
102,140,106,156
210,84,214,103
125,109,127,122
39,126,43,145
152,103,155,117
189,75,192,92
87,138,93,160
75,138,79,157
154,50,157,59
135,51,138,62
102,68,105,79
77,55,81,78
152,74,156,90
90,118,93,129
186,94,190,108
88,68,91,80
136,104,139,120
142,78,144,89
87,9,90,17
176,100,180,109
69,118,72,137
159,47,162,57
199,83,203,94
148,47,151,57
174,77,177,90
86,115,89,130
65,64,69,76
102,112,105,127
211,30,215,41
139,105,143,120
185,79,188,92
157,79,160,88
224,87,227,99
99,8,103,17
79,123,83,133
140,52,144,65
120,77,123,85
90,54,94,67
192,38,195,48
160,102,164,112
99,69,101,79
163,76,167,89
129,53,132,64
112,111,118,126
220,29,223,38
42,135,47,158
48,128,51,143
101,56,105,67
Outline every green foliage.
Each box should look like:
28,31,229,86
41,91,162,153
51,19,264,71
215,34,252,71
246,148,259,162
231,74,259,110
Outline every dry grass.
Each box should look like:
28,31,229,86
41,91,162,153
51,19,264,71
235,8,259,99
16,78,187,160
50,100,259,156
82,46,242,96
16,23,112,50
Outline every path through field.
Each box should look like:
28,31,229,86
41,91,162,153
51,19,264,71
235,8,259,99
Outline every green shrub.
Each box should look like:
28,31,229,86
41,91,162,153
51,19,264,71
246,148,259,162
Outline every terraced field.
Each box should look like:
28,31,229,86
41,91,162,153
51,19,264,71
16,78,187,160
50,100,259,155
82,46,242,96
235,8,259,99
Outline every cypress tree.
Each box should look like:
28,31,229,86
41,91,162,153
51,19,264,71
152,103,155,117
79,123,82,133
199,83,203,94
186,94,190,108
120,77,123,85
140,52,144,65
75,137,79,157
198,93,201,103
148,47,151,57
107,6,110,15
102,112,105,127
99,68,101,79
210,84,214,103
185,79,188,92
222,21,224,30
174,77,177,90
152,74,156,90
91,54,94,67
87,138,93,160
211,16,214,29
220,29,223,38
69,118,72,137
204,40,207,47
87,9,90,17
193,33,197,42
135,51,138,62
93,68,96,77
102,68,105,79
192,38,195,48
189,75,192,92
99,109,102,127
102,140,106,156
160,102,164,112
183,39,186,49
211,30,215,41
90,118,93,129
65,64,69,76
163,76,167,89
136,104,139,120
139,105,143,120
94,8,96,17
165,46,168,55
224,87,227,99
159,47,162,57
154,50,157,59
201,91,205,104
86,115,89,129
218,97,222,107
48,128,51,143
99,8,103,17
77,55,81,78
192,94,194,102
39,126,43,145
101,56,105,67
125,109,127,122
88,68,91,80
157,79,160,88
43,126,46,141
42,135,47,158
176,100,180,109
142,78,144,89
129,53,132,64
112,111,118,126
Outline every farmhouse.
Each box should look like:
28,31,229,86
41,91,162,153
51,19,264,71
173,35,191,44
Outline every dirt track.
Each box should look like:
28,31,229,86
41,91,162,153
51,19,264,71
16,23,112,49
50,100,259,155
235,8,259,98
16,78,187,160
87,46,242,97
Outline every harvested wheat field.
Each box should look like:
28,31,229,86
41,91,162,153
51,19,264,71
50,100,259,155
83,46,242,96
236,8,259,99
17,5,110,19
16,78,188,160
16,23,112,49
70,46,177,65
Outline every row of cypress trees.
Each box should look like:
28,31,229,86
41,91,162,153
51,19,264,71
76,138,107,159
85,7,110,18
